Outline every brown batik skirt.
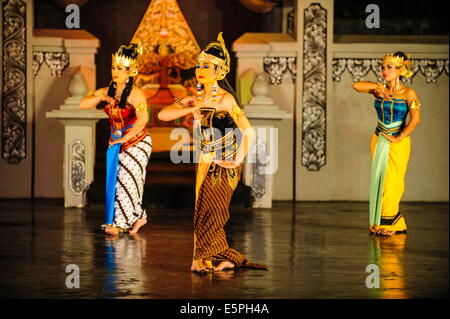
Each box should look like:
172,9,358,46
193,162,246,267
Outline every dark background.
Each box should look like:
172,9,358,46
333,0,448,36
34,0,283,88
34,0,448,89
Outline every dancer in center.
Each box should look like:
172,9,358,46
158,33,267,272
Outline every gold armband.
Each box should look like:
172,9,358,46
174,97,186,107
134,102,147,112
86,91,96,98
231,104,243,120
410,99,421,110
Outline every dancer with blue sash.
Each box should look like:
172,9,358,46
80,43,152,235
353,52,421,236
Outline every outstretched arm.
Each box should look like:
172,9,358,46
79,87,113,109
158,96,196,121
352,81,381,93
353,81,391,100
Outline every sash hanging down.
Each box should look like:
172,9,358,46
369,120,403,227
105,124,133,225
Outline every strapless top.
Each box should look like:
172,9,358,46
104,100,149,151
199,107,239,161
373,96,408,136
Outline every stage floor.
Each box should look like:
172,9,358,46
0,199,447,299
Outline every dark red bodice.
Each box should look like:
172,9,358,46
104,100,148,151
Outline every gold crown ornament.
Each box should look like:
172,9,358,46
112,42,142,77
197,32,230,80
382,53,413,78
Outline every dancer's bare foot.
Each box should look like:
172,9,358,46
377,229,395,236
212,269,235,279
369,226,378,234
128,218,147,234
105,226,119,236
213,260,235,271
191,260,212,272
191,260,206,272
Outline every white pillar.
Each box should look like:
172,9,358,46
46,71,107,207
233,32,297,201
243,73,292,208
32,28,101,203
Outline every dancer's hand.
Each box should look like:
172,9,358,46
380,133,401,143
109,137,128,146
375,84,392,101
184,95,196,106
100,94,115,105
192,106,202,121
215,159,239,169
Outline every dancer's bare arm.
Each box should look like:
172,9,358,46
79,87,114,109
158,96,196,121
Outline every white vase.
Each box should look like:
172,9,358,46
68,72,88,98
251,73,270,98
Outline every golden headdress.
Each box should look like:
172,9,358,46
112,42,142,77
197,32,230,80
382,53,413,78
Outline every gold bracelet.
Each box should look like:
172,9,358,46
86,91,96,98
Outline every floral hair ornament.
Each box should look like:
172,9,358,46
382,53,413,78
112,42,142,77
197,32,230,80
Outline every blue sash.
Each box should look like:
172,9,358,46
105,124,133,225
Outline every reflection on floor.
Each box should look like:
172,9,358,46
0,200,447,298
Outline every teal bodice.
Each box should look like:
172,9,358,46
374,96,408,136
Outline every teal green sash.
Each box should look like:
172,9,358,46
369,120,402,226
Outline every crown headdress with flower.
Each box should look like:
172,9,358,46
197,32,230,80
382,53,413,78
112,42,142,77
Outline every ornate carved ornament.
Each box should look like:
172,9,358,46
69,139,86,194
2,0,27,164
263,57,296,85
33,52,69,78
301,3,327,171
333,58,449,84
